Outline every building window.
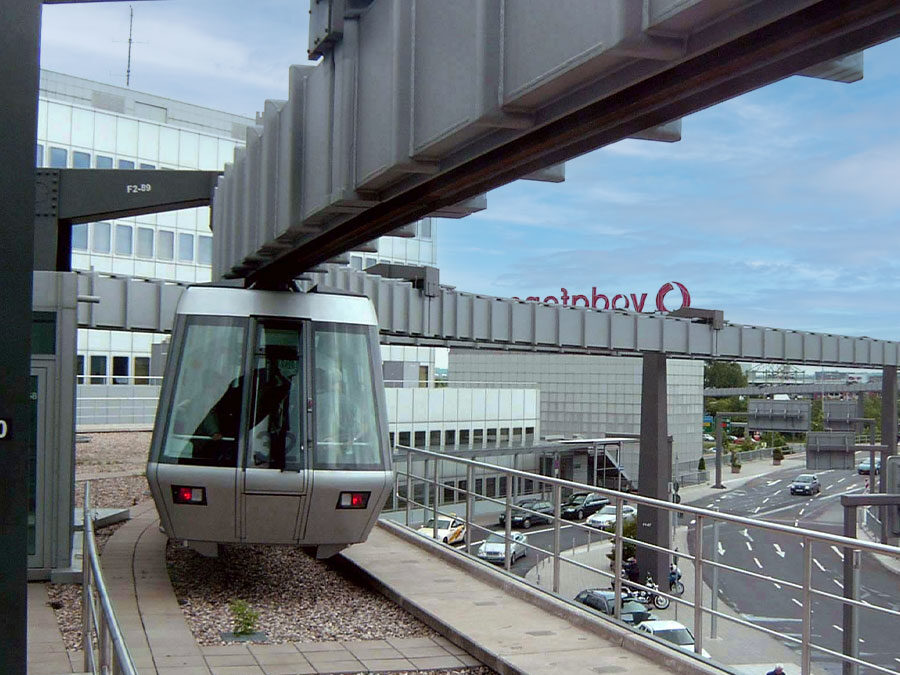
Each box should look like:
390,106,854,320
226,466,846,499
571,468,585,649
398,431,410,446
36,144,43,167
112,356,129,385
115,224,133,255
136,227,154,258
419,219,432,239
73,151,91,168
418,365,428,387
473,428,484,445
459,429,469,445
388,432,395,447
512,428,522,445
92,222,111,253
117,159,135,169
444,430,456,446
71,223,88,250
89,355,107,384
485,477,496,498
414,430,426,447
76,355,85,385
157,230,174,260
197,235,212,265
49,147,67,168
96,155,113,169
350,256,362,270
443,482,456,503
134,357,150,385
139,163,156,170
498,476,508,497
178,233,194,262
429,430,441,447
475,478,483,496
486,428,497,445
500,428,510,445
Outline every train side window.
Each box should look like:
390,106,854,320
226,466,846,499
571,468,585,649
158,316,247,467
313,325,383,470
246,322,303,471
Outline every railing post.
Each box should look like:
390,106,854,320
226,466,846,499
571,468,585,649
82,483,94,673
552,484,561,594
802,537,813,675
504,490,512,570
613,498,624,620
465,464,474,557
405,451,411,527
692,514,704,657
711,517,720,639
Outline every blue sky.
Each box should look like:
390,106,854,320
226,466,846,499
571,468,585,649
40,2,900,343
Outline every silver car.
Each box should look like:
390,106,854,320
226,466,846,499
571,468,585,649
476,531,527,564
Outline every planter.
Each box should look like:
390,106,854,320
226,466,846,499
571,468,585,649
730,465,741,474
773,459,782,466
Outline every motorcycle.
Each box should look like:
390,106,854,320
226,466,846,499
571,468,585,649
669,565,685,596
628,573,670,610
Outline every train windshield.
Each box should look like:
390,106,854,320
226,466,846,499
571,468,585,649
158,316,248,466
313,325,383,470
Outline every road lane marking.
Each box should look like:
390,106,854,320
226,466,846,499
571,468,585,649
837,477,846,483
767,480,781,486
799,507,805,515
792,598,803,607
706,503,715,508
831,546,845,560
753,506,761,513
762,497,770,504
743,615,801,623
741,528,754,541
746,542,753,552
794,519,800,527
833,624,843,632
774,544,785,558
717,542,726,557
813,558,826,573
773,583,782,589
834,579,844,589
754,557,763,569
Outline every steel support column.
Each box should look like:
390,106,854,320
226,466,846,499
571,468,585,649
637,352,671,586
880,366,897,542
0,2,41,673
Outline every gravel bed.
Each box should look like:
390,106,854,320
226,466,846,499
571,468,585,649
48,431,496,674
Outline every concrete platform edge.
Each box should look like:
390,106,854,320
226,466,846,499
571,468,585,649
339,519,726,675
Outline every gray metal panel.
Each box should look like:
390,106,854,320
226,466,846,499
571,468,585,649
825,400,863,432
806,431,856,453
259,100,286,253
301,59,334,222
797,52,863,82
244,125,263,263
748,399,811,432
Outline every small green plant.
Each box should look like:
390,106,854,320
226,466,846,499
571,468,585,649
730,450,741,468
697,456,706,472
772,446,784,461
229,599,259,636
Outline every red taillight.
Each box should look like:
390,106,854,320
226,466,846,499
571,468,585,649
171,486,206,505
336,491,370,509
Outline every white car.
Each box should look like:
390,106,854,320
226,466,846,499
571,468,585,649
702,433,715,442
417,516,466,545
586,504,637,530
637,620,711,658
476,531,527,564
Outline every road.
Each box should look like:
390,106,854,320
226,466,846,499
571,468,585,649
686,466,900,675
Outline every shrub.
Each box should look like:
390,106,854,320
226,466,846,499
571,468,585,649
730,450,741,468
698,457,706,472
229,599,259,636
772,446,784,461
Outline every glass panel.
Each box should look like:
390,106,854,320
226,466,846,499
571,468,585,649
96,155,113,169
197,235,212,265
49,147,67,168
178,233,194,261
115,224,133,255
157,230,174,260
71,223,88,250
31,312,56,355
136,227,154,258
419,219,432,239
159,316,247,466
112,356,129,385
89,355,107,384
313,326,383,470
36,144,43,167
247,323,304,471
117,159,135,169
92,222,111,253
76,355,85,385
414,431,426,447
28,375,37,556
134,356,150,385
73,151,90,168
139,163,155,169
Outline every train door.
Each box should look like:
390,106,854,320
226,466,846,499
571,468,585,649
240,319,307,544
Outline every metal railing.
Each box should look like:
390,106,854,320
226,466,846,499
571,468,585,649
389,446,900,675
81,483,138,675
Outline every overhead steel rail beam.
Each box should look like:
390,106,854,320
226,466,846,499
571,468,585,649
705,383,881,397
207,0,900,286
74,267,900,369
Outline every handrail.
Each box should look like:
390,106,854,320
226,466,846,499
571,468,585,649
82,482,138,675
390,445,900,675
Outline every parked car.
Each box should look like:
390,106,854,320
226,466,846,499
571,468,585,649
857,458,881,475
498,497,540,526
574,588,656,625
476,531,527,564
637,620,711,658
510,500,555,529
789,474,821,496
702,433,715,442
561,491,610,520
586,504,638,530
417,516,466,545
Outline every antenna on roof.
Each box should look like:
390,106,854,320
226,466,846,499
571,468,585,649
126,5,134,87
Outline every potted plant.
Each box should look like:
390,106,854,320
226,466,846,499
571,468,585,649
772,446,784,466
730,450,742,474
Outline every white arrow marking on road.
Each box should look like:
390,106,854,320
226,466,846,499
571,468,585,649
717,542,726,557
754,557,763,569
831,546,845,560
813,558,826,573
833,624,843,632
792,598,803,607
741,528,754,541
773,583,781,590
834,579,844,589
774,544,785,558
746,542,753,552
799,507,805,515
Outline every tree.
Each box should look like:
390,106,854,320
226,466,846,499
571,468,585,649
706,395,747,417
704,361,748,389
811,398,824,431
